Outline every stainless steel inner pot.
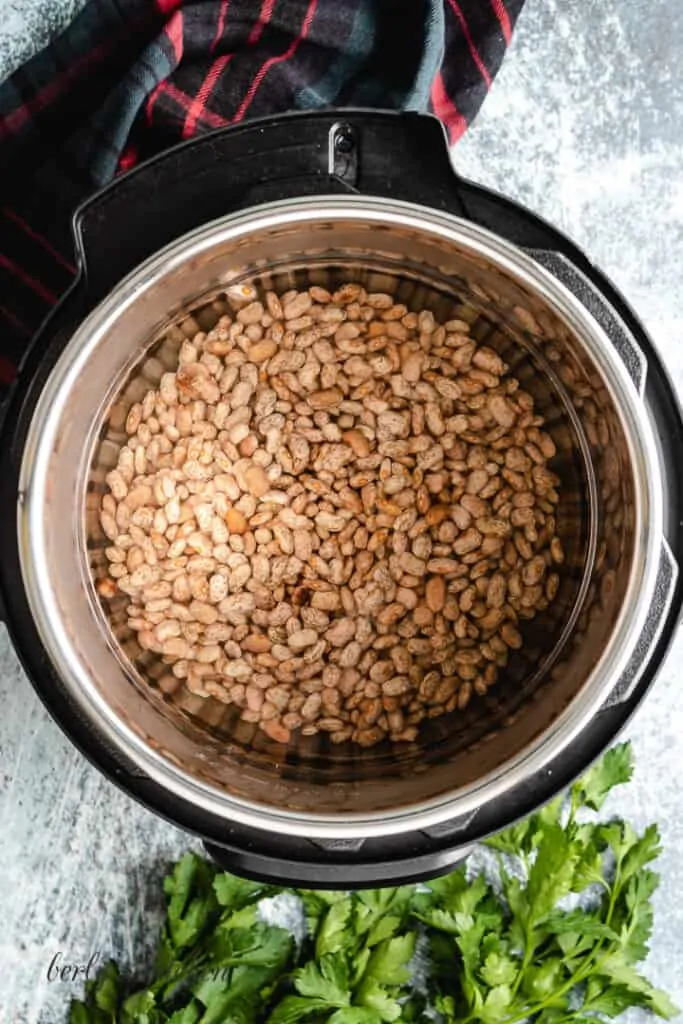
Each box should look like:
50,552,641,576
18,196,664,839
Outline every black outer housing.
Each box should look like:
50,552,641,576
1,110,682,888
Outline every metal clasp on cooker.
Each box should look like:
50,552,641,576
328,122,359,189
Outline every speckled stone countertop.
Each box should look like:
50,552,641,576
2,1,683,1021
0,0,86,81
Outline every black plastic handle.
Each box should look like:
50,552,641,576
203,838,469,890
0,274,90,624
73,109,467,303
2,109,466,449
4,276,89,466
199,804,477,889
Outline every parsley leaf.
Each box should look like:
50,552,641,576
572,742,634,812
355,979,402,1024
295,955,350,1004
315,899,353,958
213,873,270,911
361,934,415,988
67,742,678,1024
268,997,342,1024
480,983,514,1022
328,1010,382,1024
70,960,123,1024
161,853,219,955
597,953,679,1019
166,1006,201,1024
480,951,518,987
525,823,581,922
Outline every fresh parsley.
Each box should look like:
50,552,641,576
69,742,678,1024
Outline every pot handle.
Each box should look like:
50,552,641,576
0,276,88,454
203,837,470,890
71,110,467,302
601,537,678,709
527,250,648,396
0,275,90,624
525,249,681,706
202,804,477,889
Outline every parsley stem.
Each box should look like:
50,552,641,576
510,924,535,997
491,945,617,1024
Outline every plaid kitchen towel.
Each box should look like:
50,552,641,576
0,0,524,389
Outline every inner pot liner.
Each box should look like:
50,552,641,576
70,218,632,816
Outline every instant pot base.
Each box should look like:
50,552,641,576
1,111,681,886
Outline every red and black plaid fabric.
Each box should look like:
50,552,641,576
0,0,524,392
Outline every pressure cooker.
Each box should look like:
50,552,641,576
1,110,681,887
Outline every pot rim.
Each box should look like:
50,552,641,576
18,194,664,838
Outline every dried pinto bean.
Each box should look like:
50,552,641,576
98,281,562,748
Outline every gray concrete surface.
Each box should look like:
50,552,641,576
0,0,87,81
2,0,683,1020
